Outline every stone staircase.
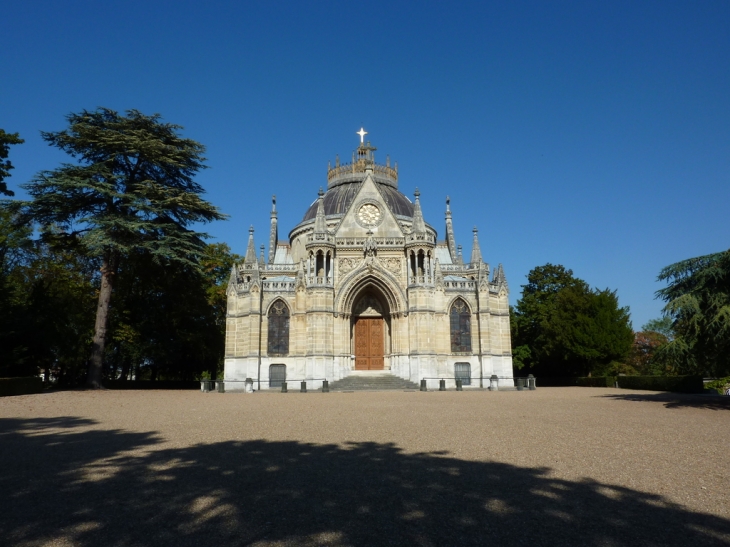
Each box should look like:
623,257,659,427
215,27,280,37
329,371,420,391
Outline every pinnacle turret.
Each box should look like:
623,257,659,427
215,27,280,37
412,188,426,233
314,187,328,235
244,225,257,267
445,196,458,262
470,226,482,265
268,195,278,264
493,263,509,293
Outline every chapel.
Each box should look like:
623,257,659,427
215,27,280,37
224,131,513,390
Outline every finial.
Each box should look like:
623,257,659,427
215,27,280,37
318,187,324,198
473,226,478,235
357,127,368,144
336,154,339,167
249,225,254,235
272,195,276,212
386,154,390,167
414,187,420,199
446,196,451,213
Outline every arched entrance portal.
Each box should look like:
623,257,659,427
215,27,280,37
352,290,389,370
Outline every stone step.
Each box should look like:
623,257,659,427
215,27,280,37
329,373,419,391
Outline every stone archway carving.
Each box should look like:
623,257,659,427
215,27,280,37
335,263,407,318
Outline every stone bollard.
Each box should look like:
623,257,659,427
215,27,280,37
528,374,536,390
217,380,225,393
300,381,307,393
322,380,329,393
244,378,253,393
516,378,525,391
489,375,499,391
420,379,427,392
281,382,288,393
456,379,463,391
439,379,446,391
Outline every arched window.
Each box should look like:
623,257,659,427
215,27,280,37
450,299,472,352
267,300,290,356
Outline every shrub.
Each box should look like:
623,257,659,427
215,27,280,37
534,377,580,387
616,375,703,393
102,380,200,390
0,377,43,397
577,376,616,387
703,377,730,395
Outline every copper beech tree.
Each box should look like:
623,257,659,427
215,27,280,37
20,108,225,387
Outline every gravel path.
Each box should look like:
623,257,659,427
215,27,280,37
0,388,728,546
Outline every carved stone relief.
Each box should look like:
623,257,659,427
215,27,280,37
339,258,360,274
383,258,400,275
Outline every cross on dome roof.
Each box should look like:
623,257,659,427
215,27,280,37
357,127,368,143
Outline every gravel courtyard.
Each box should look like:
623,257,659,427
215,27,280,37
1,388,728,546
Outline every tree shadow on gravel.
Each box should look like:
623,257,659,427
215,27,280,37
1,418,728,546
599,392,730,411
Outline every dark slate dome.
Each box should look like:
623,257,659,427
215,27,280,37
302,181,414,222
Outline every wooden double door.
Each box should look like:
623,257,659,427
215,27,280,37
354,317,384,370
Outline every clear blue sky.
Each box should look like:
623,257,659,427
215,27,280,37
2,1,728,329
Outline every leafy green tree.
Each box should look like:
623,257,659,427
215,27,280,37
642,316,674,340
627,330,669,376
541,285,633,376
0,129,24,196
655,249,730,377
511,264,586,372
511,264,633,376
106,243,239,382
0,207,96,380
624,317,676,376
19,108,225,387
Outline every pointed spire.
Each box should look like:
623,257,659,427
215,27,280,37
412,188,426,233
470,226,482,265
494,263,509,293
445,196,458,262
434,258,444,289
268,195,278,264
314,187,328,235
244,225,257,266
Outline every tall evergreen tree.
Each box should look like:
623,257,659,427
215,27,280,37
19,108,225,387
511,263,633,376
0,129,24,196
656,250,730,377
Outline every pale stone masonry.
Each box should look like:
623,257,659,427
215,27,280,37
224,135,513,390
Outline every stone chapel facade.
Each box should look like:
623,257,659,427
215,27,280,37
224,134,513,390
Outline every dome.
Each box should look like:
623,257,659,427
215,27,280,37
301,181,414,222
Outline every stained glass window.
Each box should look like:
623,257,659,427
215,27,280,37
450,299,472,353
267,300,290,356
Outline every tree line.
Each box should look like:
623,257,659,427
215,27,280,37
1,109,237,386
511,258,730,379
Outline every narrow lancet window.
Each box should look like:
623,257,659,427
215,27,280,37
450,298,472,352
267,300,290,356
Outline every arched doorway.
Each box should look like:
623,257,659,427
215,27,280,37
352,290,388,370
